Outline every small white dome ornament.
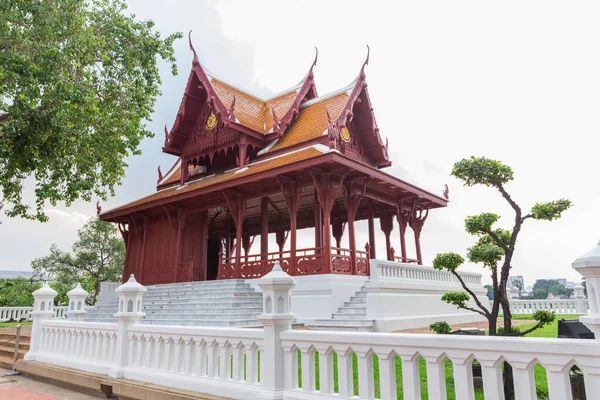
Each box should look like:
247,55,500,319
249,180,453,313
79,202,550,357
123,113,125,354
572,240,600,337
114,274,147,317
67,283,89,321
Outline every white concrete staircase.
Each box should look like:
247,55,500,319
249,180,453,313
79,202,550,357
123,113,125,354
84,279,262,327
306,285,374,331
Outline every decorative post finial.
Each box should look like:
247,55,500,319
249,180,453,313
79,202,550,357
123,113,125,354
96,201,102,215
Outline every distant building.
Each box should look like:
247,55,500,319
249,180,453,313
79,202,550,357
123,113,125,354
557,278,567,287
566,281,575,289
0,270,43,281
507,275,525,288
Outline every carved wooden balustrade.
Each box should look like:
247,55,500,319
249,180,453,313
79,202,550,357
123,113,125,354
176,256,194,282
218,245,371,279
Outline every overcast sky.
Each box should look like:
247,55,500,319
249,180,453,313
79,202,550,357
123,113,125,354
2,1,599,287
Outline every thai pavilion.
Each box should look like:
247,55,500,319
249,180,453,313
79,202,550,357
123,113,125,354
100,37,449,288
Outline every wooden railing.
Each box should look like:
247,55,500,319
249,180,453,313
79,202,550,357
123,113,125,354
177,256,193,282
218,246,376,279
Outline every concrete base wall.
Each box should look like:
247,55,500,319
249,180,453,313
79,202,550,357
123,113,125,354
248,274,368,324
366,275,488,332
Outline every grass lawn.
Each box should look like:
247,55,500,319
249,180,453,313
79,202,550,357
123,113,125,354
0,321,31,329
295,315,582,399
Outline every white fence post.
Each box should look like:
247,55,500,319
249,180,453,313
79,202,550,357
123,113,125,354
108,275,147,378
24,282,57,361
66,283,89,321
574,283,587,314
257,261,295,400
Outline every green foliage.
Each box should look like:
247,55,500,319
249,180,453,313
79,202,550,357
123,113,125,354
32,218,124,304
497,326,522,336
533,279,561,292
465,213,500,235
467,240,504,268
532,289,549,299
429,321,452,335
484,284,494,300
432,252,464,272
451,156,514,188
532,310,556,327
0,278,41,307
441,292,470,309
0,0,183,221
531,199,572,221
549,284,567,296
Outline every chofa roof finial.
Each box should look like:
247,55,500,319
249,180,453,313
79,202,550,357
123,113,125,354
188,31,199,66
360,45,370,78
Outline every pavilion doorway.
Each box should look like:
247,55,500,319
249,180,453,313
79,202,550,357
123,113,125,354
206,235,220,281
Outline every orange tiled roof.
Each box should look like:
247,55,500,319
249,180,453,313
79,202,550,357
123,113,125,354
104,147,324,216
210,79,300,134
268,92,349,152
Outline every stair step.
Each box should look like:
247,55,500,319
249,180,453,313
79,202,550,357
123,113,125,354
85,279,264,327
332,313,367,320
343,302,366,308
336,308,366,314
350,296,366,302
306,323,373,332
313,318,374,326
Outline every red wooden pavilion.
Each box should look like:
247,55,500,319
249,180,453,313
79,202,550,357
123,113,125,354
100,38,448,285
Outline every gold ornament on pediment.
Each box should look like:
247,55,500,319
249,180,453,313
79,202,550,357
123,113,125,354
205,112,217,131
340,127,351,143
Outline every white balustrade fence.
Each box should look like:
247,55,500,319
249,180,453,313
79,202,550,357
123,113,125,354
371,260,482,285
23,267,600,400
0,305,75,322
509,298,589,315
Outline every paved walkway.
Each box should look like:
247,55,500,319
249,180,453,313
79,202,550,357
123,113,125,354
395,318,535,334
0,367,100,400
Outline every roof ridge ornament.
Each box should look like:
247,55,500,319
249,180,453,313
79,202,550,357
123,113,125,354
360,45,370,79
308,47,318,79
189,31,200,66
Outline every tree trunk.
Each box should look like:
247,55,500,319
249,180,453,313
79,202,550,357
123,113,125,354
499,286,515,400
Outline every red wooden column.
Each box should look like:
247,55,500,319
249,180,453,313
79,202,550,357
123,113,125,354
276,178,301,275
379,211,394,261
261,197,269,272
173,211,184,281
367,199,376,259
314,192,322,251
344,178,369,274
224,192,246,278
311,170,348,273
332,218,345,252
409,205,430,265
396,201,412,263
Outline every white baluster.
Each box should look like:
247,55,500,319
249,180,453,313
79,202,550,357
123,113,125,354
207,341,219,378
334,347,354,397
246,343,259,384
318,347,335,395
300,347,316,392
583,367,600,400
232,342,245,382
425,355,447,400
377,351,397,400
357,350,375,399
284,347,298,389
511,361,537,400
479,359,505,400
400,353,422,400
219,341,232,380
545,364,573,400
452,357,475,400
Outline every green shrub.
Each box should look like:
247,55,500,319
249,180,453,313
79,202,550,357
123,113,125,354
429,321,452,335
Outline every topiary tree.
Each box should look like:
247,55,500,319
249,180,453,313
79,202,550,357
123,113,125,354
429,321,452,335
433,156,571,400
